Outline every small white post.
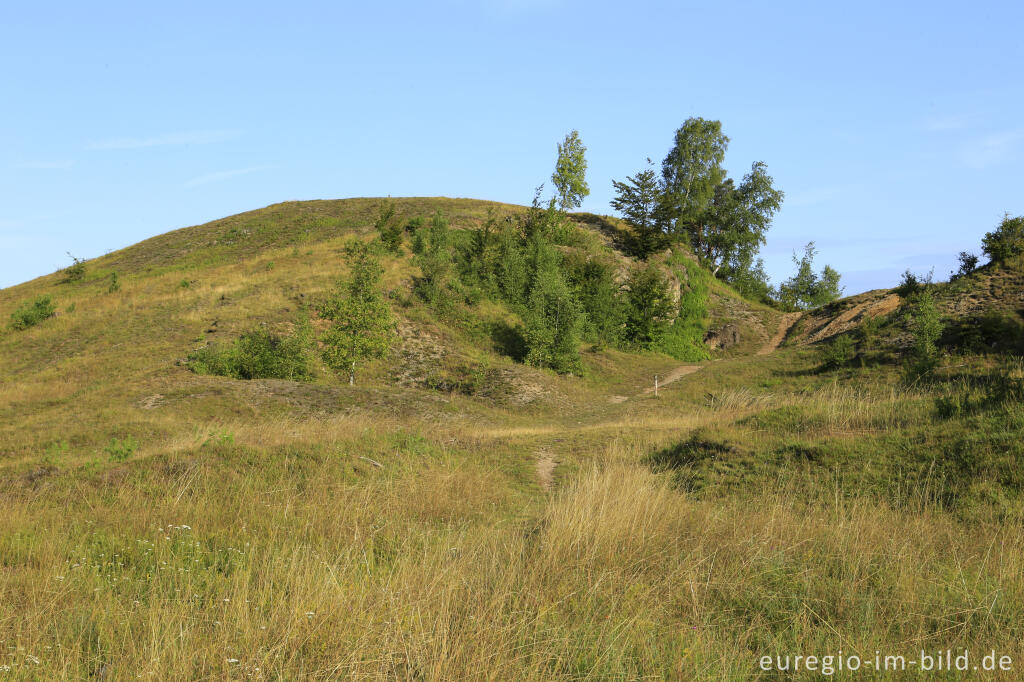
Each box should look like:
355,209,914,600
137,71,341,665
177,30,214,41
654,375,659,397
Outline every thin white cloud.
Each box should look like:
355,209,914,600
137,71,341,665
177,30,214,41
13,160,74,170
183,164,274,188
86,129,242,151
960,129,1024,169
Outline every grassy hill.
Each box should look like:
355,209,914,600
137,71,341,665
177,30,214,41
2,199,1023,679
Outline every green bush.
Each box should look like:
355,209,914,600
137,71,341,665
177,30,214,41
9,295,57,330
981,214,1024,263
108,272,121,293
894,268,932,299
820,333,856,370
105,436,138,462
62,253,86,283
904,290,943,381
187,317,314,381
374,200,403,254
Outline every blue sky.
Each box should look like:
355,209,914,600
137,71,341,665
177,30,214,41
2,0,1022,293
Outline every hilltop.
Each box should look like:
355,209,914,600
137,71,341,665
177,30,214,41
2,199,1023,678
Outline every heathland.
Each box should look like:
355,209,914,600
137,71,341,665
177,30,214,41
2,197,1023,679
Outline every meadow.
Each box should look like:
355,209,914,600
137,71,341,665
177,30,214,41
2,199,1022,679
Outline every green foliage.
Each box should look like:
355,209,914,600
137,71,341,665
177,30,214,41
62,253,86,283
719,251,773,304
894,268,933,298
622,264,674,349
981,214,1024,263
660,263,710,361
563,252,625,349
948,310,1024,355
952,251,979,279
494,225,529,305
610,160,667,259
374,200,404,254
320,241,396,384
179,279,191,289
9,295,57,330
857,314,884,349
104,436,138,462
522,255,583,375
774,242,843,311
656,119,783,290
551,130,589,211
412,212,455,310
904,289,943,380
187,318,314,382
108,271,121,293
820,334,856,370
660,118,729,243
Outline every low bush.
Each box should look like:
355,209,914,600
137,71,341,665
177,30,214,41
186,318,314,381
820,333,856,370
105,436,138,462
894,268,933,299
9,295,57,330
62,253,86,283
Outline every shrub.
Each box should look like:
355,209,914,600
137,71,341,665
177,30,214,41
374,200,403,254
187,317,314,381
522,267,583,375
857,314,883,348
108,272,121,293
981,214,1024,263
894,267,933,299
622,263,673,349
820,333,856,370
105,436,138,462
62,253,86,283
773,243,843,311
320,242,395,385
10,295,57,330
904,289,943,381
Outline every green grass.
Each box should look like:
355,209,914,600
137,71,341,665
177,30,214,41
2,198,1024,678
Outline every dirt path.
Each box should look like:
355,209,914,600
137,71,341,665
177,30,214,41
758,312,802,355
606,313,802,408
534,450,557,491
641,364,703,395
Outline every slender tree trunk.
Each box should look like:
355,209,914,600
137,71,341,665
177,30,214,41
349,361,355,386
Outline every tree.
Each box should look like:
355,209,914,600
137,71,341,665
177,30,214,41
522,254,583,375
702,162,784,275
552,130,590,211
774,242,843,311
657,119,784,293
981,214,1024,263
320,241,396,385
622,263,675,348
660,117,729,244
610,159,668,258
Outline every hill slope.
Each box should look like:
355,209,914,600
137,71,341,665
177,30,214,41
2,199,1023,679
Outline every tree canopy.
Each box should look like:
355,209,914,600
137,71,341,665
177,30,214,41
552,130,590,211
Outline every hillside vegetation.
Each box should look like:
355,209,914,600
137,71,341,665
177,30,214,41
2,199,1024,679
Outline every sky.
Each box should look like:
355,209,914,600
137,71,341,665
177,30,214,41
2,0,1022,294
